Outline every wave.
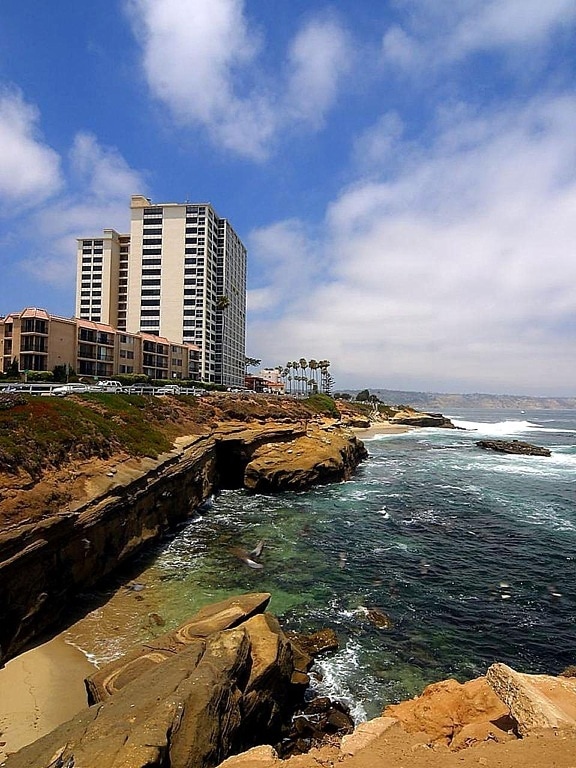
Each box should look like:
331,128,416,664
311,639,368,723
451,418,576,436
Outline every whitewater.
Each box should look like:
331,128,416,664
67,408,576,722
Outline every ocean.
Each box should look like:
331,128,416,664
67,408,576,722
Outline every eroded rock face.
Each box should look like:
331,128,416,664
5,594,309,768
243,426,368,493
486,663,576,735
383,676,511,747
86,593,272,703
0,421,366,665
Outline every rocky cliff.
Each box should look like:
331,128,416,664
0,403,367,665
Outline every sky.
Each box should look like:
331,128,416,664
0,1,575,396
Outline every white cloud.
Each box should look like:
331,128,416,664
248,94,576,395
21,133,147,287
352,112,405,174
125,0,352,159
285,16,352,127
0,88,62,208
247,219,322,315
382,0,576,70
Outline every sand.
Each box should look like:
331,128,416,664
352,422,411,438
0,636,96,761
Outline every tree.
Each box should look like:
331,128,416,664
216,295,230,310
309,359,319,392
356,389,370,402
318,360,331,393
245,357,261,370
6,358,19,379
299,359,308,396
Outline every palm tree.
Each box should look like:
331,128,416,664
308,359,319,392
319,360,331,393
299,358,308,396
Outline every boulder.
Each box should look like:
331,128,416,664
340,716,397,756
383,676,510,747
476,440,551,457
486,663,576,736
286,628,339,657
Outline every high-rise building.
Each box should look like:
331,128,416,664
76,196,247,386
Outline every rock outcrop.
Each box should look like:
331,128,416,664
391,410,456,428
382,676,513,748
486,663,576,735
4,594,313,768
476,440,551,457
243,424,368,493
0,420,366,665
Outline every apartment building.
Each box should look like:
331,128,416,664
76,195,247,387
0,308,200,381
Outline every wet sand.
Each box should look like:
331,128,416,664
0,636,96,761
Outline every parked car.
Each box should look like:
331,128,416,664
52,383,93,396
96,380,122,392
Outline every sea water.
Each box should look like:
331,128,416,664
69,409,576,721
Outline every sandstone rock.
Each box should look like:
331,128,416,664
383,677,510,746
450,720,517,750
1,420,366,665
215,745,279,767
5,598,307,768
287,628,339,657
340,716,397,756
86,592,272,703
243,428,367,493
486,663,576,735
476,439,551,457
391,410,455,428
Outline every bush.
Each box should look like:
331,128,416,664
304,393,340,418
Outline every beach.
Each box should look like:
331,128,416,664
0,636,96,761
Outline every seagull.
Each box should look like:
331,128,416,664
230,540,265,569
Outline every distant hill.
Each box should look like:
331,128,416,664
341,389,576,411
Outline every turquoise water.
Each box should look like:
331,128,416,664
80,409,576,721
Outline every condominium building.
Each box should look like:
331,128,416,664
76,195,247,387
0,308,200,381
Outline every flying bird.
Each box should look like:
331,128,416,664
230,540,265,569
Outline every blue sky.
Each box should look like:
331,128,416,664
1,1,575,395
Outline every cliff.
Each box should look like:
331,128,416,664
5,595,576,768
0,392,367,664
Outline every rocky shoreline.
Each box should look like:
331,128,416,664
0,416,367,665
5,396,573,767
3,593,576,768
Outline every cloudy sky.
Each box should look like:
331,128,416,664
1,1,575,395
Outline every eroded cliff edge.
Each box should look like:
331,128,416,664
0,392,367,664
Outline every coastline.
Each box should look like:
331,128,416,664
0,635,96,762
0,419,402,759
